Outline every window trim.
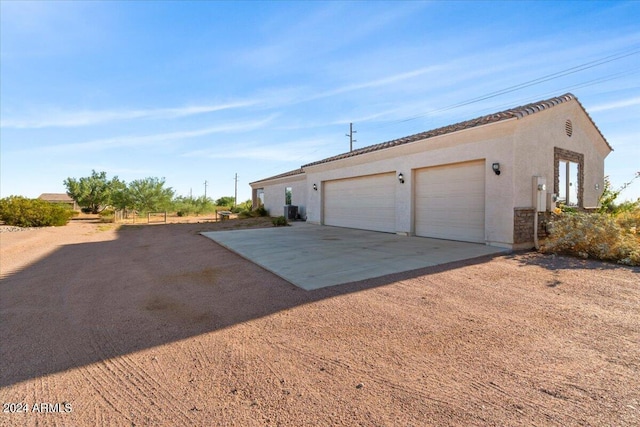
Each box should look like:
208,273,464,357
554,147,584,208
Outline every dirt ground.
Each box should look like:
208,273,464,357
1,218,638,426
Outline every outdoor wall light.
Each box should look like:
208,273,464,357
398,173,405,184
492,163,501,175
313,183,318,191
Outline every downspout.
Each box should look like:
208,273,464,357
534,209,540,250
532,176,546,251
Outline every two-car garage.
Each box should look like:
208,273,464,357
322,161,486,243
253,94,610,250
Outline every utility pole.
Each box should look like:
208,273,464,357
345,122,357,152
204,180,208,199
234,173,238,207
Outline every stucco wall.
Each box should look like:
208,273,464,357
513,102,609,209
256,175,307,218
305,119,518,247
251,99,610,248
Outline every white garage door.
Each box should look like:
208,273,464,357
415,161,485,243
324,173,396,233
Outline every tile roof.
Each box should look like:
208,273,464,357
250,168,305,185
302,93,611,168
38,193,74,202
251,93,612,186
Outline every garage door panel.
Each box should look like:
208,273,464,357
415,161,485,243
324,173,395,233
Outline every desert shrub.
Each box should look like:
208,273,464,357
98,208,115,223
214,196,235,208
272,215,288,227
237,205,269,219
597,173,640,215
541,211,639,266
0,196,74,227
99,208,115,217
172,195,216,217
616,209,640,234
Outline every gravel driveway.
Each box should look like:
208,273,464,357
1,219,638,426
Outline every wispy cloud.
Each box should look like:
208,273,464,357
15,116,276,154
589,96,640,112
304,66,442,102
182,137,334,163
1,100,261,129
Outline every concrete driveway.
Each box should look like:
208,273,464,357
201,223,506,290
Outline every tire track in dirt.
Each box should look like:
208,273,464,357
64,332,169,425
272,340,456,409
69,360,131,424
277,338,587,425
86,329,194,425
503,368,608,423
39,374,62,427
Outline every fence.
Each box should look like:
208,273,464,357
114,210,166,224
147,211,167,224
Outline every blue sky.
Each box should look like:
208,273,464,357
1,1,639,203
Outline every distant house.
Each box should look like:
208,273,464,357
38,193,79,211
250,93,612,249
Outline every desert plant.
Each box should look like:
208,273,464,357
98,208,115,223
64,170,122,213
616,209,640,234
597,173,640,215
99,208,115,217
214,196,235,208
255,205,268,217
172,195,215,217
127,177,174,213
0,196,74,227
541,211,639,266
272,215,288,227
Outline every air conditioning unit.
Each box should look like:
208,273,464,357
284,205,298,220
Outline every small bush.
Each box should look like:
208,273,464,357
541,211,640,266
98,209,115,223
0,196,74,227
616,209,640,235
272,215,288,227
237,205,269,219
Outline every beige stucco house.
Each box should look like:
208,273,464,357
250,94,612,249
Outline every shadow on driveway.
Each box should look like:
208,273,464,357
0,221,499,388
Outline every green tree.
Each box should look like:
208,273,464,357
215,196,235,207
110,178,131,211
64,170,118,214
597,172,640,215
128,177,174,213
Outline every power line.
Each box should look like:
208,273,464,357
249,46,639,180
362,46,640,132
